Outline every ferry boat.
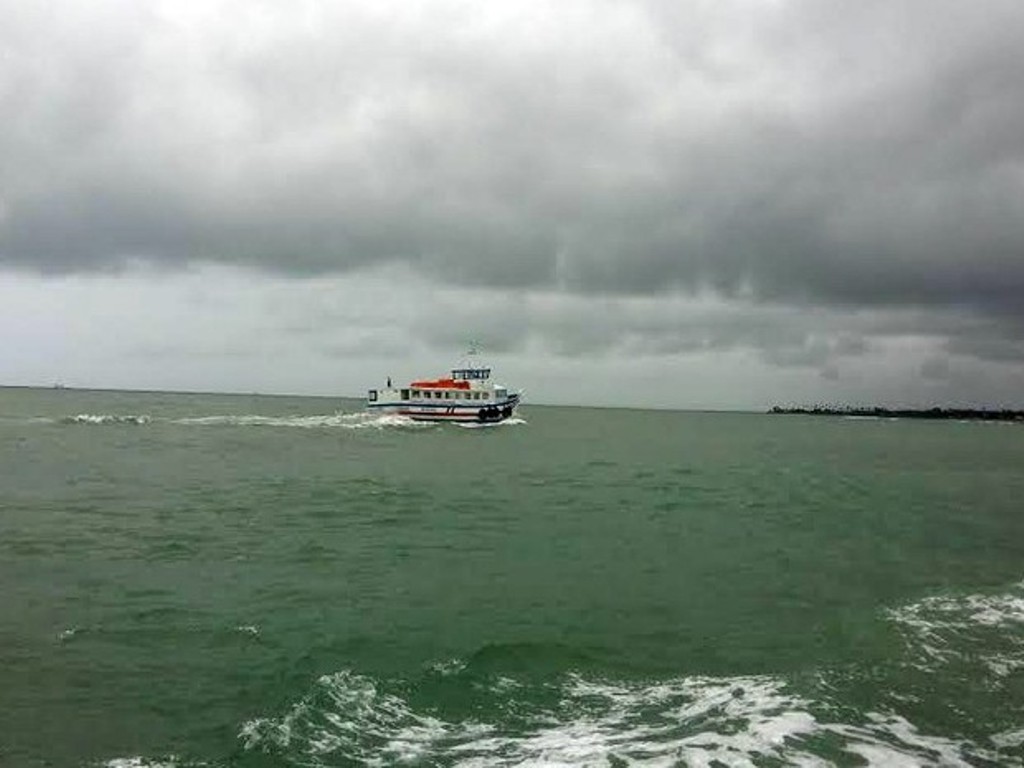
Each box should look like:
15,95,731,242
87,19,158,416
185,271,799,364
367,365,521,423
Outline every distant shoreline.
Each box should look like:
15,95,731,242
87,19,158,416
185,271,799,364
769,406,1024,422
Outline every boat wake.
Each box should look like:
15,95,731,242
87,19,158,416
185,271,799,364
53,411,529,431
171,412,431,430
59,413,153,426
455,416,528,429
53,412,434,430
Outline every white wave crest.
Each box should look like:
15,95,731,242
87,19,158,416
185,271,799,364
240,670,451,765
101,757,201,768
57,627,80,642
455,416,528,429
238,669,1008,767
887,580,1024,677
61,413,151,425
994,728,1024,749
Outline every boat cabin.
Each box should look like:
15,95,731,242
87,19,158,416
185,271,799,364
365,362,519,422
369,367,499,403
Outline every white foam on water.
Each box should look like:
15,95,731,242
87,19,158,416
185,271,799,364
427,657,469,676
102,757,192,768
447,675,825,768
240,670,451,766
54,411,428,429
54,410,524,431
890,580,1024,631
455,417,528,429
61,413,152,425
831,712,985,767
100,758,217,768
172,411,432,430
994,728,1024,748
886,580,1024,676
238,668,1011,767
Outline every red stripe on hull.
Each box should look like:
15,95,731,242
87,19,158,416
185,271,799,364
400,411,485,421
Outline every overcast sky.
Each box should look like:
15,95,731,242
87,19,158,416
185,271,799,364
3,0,1024,409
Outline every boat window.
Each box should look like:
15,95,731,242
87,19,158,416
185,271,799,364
482,393,489,400
452,368,492,381
368,389,378,401
444,392,451,399
401,389,410,400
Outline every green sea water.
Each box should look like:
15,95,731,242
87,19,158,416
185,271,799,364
2,387,1024,767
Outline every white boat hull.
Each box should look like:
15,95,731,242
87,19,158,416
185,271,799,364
367,393,521,423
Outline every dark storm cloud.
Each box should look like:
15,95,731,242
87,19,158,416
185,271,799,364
401,285,883,375
3,0,1024,330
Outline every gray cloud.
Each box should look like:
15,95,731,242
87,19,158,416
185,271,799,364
3,0,1024,395
3,265,1023,407
920,357,951,381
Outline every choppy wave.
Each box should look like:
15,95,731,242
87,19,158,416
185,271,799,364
99,579,1024,768
887,579,1024,679
237,665,1011,767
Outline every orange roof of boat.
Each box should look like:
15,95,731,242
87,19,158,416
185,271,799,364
410,378,471,389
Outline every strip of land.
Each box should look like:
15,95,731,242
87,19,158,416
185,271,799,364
769,406,1024,421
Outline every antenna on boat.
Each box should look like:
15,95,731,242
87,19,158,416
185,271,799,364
454,340,489,380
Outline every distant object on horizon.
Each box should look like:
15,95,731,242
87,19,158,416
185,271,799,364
770,405,1024,422
367,358,521,424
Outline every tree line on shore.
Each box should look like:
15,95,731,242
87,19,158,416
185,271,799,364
769,405,1024,421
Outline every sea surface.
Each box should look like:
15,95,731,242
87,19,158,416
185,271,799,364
2,387,1024,767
